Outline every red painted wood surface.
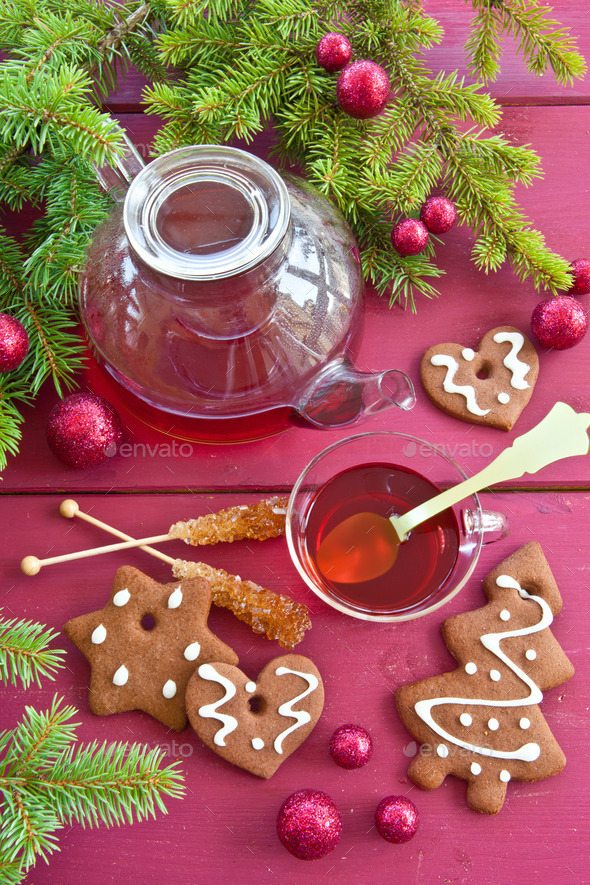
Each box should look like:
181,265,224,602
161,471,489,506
4,492,590,885
1,4,590,884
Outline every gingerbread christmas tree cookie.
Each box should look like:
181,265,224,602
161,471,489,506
64,566,238,731
395,543,574,814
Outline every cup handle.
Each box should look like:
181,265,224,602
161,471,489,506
463,508,510,545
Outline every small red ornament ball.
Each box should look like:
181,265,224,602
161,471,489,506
531,296,588,350
569,258,590,295
391,218,429,256
420,196,457,234
375,795,419,844
0,313,29,372
277,789,342,860
336,60,390,119
47,392,123,469
316,32,352,72
329,723,373,769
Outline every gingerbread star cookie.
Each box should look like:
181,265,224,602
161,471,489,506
186,654,324,778
64,566,238,731
420,326,539,430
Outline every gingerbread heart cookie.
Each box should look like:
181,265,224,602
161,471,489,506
186,654,324,778
420,326,539,430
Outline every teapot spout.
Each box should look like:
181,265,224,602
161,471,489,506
296,362,416,429
93,128,145,202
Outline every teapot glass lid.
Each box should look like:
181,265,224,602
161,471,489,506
123,146,291,280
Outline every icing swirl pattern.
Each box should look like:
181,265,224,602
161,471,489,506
414,574,552,763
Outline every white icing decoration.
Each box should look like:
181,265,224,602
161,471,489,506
525,649,537,661
465,662,477,675
490,670,501,682
500,610,511,621
460,713,472,727
251,738,264,750
471,762,482,776
273,667,319,755
430,355,490,415
496,575,522,591
91,623,106,644
183,641,200,661
245,681,257,693
413,574,552,763
436,745,448,758
113,589,130,606
500,770,511,783
493,331,531,389
197,664,238,747
498,392,510,404
162,679,177,699
520,718,531,730
113,665,128,686
488,718,499,731
462,348,475,361
168,585,183,609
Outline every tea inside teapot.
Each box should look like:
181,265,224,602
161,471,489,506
81,144,414,440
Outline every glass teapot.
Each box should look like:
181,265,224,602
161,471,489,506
80,140,415,441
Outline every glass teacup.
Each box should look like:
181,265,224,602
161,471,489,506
286,432,509,622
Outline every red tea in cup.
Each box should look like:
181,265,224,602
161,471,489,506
303,462,460,612
286,432,509,622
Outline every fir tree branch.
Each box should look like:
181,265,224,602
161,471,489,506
466,0,587,84
0,615,64,690
0,377,31,471
89,1,151,73
3,698,78,774
0,698,185,880
19,302,85,396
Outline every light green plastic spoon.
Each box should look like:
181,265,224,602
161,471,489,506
316,402,590,584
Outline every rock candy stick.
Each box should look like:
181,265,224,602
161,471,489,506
169,496,289,546
172,559,311,650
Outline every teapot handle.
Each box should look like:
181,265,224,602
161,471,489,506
93,127,145,201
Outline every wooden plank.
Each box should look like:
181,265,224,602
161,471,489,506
100,1,590,111
2,491,588,884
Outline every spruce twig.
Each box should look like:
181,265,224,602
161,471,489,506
466,0,587,85
146,0,581,308
0,613,64,689
0,615,185,882
0,0,166,472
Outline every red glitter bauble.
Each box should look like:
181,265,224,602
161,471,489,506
391,218,429,256
277,789,342,860
531,296,588,350
569,258,590,295
375,795,419,844
316,32,352,72
329,723,373,769
0,313,29,372
336,60,390,119
420,196,457,234
46,392,123,469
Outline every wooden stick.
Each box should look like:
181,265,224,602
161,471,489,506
21,535,172,575
59,499,174,566
20,501,175,574
55,501,311,649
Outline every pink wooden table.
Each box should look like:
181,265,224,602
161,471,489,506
3,4,590,883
